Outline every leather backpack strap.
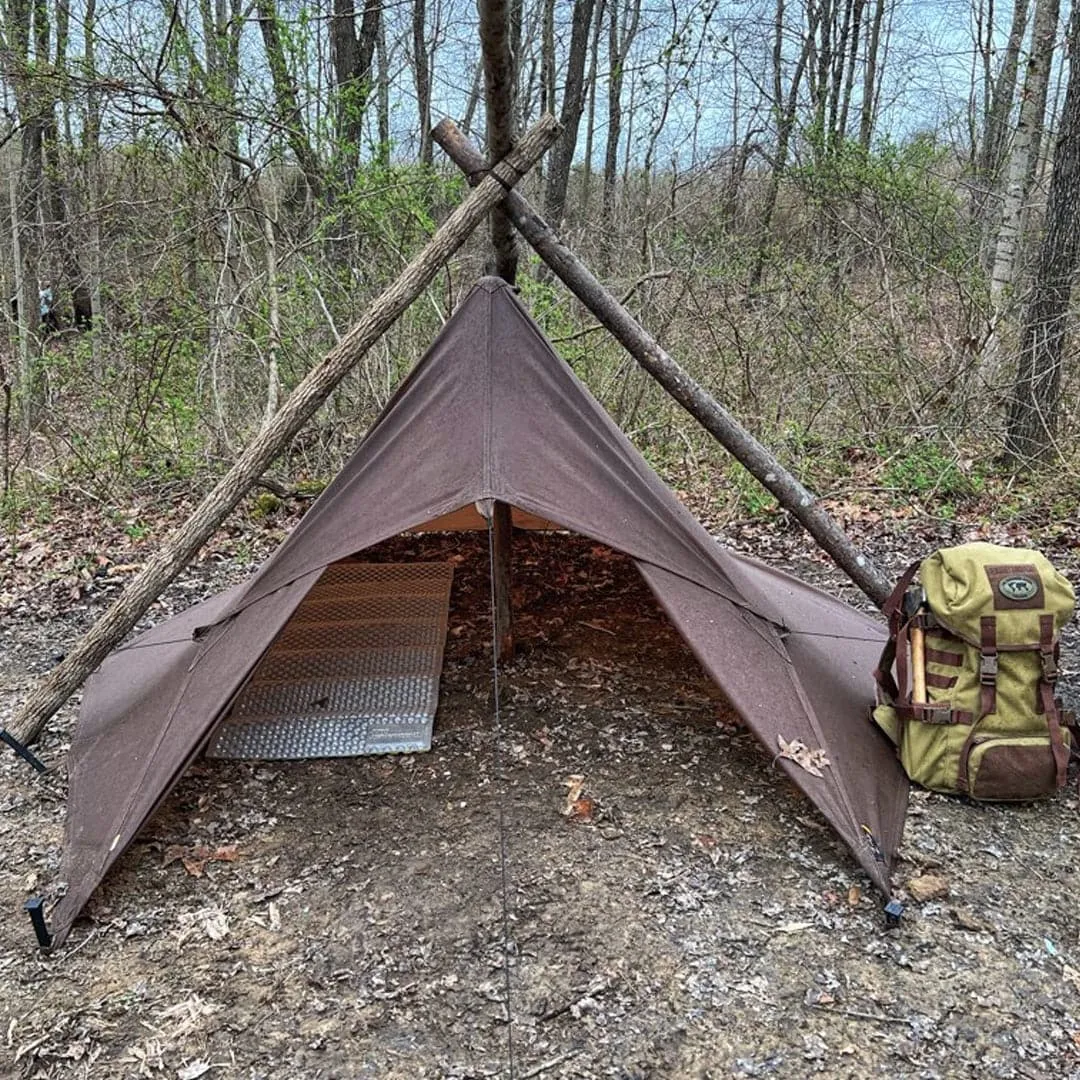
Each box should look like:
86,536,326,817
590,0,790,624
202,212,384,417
874,560,922,705
1037,613,1069,790
882,560,922,623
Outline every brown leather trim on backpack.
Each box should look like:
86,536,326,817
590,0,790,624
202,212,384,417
979,615,998,718
896,619,911,703
882,561,921,621
985,563,1046,610
925,645,963,666
1038,613,1069,789
895,703,964,725
874,560,922,708
925,671,958,690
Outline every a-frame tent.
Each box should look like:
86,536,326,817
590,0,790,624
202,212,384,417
49,276,908,945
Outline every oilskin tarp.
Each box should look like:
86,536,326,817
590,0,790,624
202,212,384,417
49,277,907,944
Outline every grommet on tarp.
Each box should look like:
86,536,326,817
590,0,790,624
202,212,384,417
0,729,47,773
24,897,52,949
884,898,904,928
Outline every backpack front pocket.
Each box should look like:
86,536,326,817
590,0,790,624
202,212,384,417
965,735,1065,801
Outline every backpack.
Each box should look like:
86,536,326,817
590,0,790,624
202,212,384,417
872,542,1075,800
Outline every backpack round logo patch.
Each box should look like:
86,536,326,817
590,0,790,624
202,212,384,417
998,575,1038,602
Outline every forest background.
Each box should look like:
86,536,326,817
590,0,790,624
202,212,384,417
2,0,1079,539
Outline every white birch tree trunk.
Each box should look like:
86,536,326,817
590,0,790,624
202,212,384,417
981,0,1061,386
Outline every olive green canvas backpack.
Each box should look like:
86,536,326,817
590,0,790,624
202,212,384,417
872,543,1075,800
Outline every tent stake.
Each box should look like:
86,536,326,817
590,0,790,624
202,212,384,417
24,897,52,949
432,120,892,611
492,501,514,661
2,115,561,756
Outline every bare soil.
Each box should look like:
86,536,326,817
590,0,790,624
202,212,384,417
2,528,1079,1080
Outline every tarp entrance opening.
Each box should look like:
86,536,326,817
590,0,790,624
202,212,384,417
206,561,455,760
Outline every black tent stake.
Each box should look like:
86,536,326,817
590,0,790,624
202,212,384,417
0,730,47,773
24,897,52,949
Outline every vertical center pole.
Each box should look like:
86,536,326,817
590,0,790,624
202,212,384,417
491,500,514,662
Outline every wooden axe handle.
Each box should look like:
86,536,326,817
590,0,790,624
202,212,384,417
910,624,927,704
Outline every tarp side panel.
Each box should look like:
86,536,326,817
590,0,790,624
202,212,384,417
635,562,907,894
485,290,747,605
715,549,885,639
51,572,319,945
710,553,908,871
105,584,245,655
234,287,494,607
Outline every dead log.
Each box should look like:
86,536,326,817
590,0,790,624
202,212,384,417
4,115,560,752
432,118,892,610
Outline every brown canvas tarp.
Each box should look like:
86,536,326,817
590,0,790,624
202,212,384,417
49,277,907,945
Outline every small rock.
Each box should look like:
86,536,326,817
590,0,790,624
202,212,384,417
950,907,989,933
908,873,950,903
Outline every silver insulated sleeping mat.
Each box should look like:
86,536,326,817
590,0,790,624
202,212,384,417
206,561,454,760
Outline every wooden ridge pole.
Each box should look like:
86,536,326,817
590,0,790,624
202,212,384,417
491,501,514,662
4,115,561,752
432,119,892,610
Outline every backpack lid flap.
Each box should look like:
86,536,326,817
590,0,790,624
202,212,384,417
920,542,1075,647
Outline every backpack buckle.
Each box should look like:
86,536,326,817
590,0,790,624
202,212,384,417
979,653,998,683
1041,652,1058,682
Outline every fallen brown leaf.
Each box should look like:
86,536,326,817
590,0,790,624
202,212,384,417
776,735,830,778
563,775,597,824
163,844,240,877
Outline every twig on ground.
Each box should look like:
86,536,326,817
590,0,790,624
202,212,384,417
806,1002,910,1024
520,1049,582,1078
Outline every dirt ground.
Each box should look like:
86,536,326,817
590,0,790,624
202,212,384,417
1,525,1079,1080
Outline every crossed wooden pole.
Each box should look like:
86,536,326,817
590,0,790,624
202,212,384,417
2,115,889,761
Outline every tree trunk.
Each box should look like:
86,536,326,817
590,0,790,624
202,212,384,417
981,0,1060,385
601,0,641,231
8,171,35,437
835,0,865,144
376,4,391,163
580,0,605,213
540,0,555,118
601,0,622,227
859,0,886,148
4,115,560,751
6,0,46,428
15,120,43,433
479,0,518,282
328,0,380,181
412,0,434,166
257,0,323,198
1004,6,1080,465
433,119,892,610
84,0,103,363
461,58,483,137
259,194,282,427
542,0,596,230
750,0,820,293
977,0,1031,219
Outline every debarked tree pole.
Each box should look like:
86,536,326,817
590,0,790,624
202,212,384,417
4,115,562,754
432,119,892,610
